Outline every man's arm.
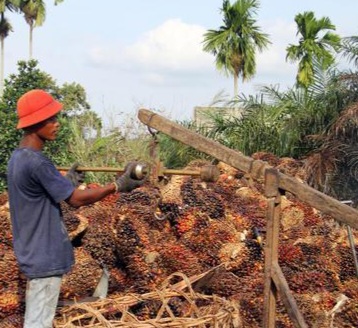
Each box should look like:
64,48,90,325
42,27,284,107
65,162,147,208
66,183,117,208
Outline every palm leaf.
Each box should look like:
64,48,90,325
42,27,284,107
340,36,358,68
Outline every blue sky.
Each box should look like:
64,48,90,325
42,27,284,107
5,0,358,126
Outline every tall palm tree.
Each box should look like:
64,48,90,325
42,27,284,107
0,0,20,98
286,11,341,89
202,0,270,97
20,0,46,59
19,0,63,59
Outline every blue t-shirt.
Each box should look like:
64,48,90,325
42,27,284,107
7,148,75,278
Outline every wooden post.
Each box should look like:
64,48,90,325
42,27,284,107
263,168,281,328
148,134,161,185
263,169,308,328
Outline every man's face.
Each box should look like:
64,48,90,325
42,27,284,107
35,115,60,141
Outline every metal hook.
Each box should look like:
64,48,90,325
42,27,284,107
154,212,170,221
147,126,159,140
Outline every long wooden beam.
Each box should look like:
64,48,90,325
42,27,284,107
138,108,358,229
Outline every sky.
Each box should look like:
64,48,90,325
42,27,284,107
5,0,358,127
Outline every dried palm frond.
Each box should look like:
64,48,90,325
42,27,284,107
329,101,358,143
53,272,242,328
303,141,346,191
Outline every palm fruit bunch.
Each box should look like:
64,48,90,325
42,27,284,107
237,289,264,326
107,267,128,295
81,217,118,269
112,187,162,293
341,278,358,300
296,292,335,326
115,186,169,232
201,270,243,298
0,211,12,248
173,207,198,236
156,242,203,278
0,246,26,320
60,202,90,243
230,272,266,326
60,247,103,300
115,186,161,218
113,216,148,260
124,252,158,293
180,216,242,267
0,204,26,320
232,239,264,277
77,202,111,223
334,301,358,327
0,192,8,206
60,202,81,236
157,202,181,228
0,313,24,328
180,178,225,220
336,244,358,283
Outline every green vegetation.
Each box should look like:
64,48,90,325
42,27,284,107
157,120,213,168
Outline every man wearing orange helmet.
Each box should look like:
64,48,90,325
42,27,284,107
7,89,145,328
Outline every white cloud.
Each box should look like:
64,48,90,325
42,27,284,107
123,19,212,72
88,19,213,74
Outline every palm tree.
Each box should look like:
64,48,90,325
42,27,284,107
202,0,270,97
0,0,20,97
19,0,63,59
286,11,341,89
20,0,46,59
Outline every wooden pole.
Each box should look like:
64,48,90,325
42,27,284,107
263,169,308,328
56,166,201,176
57,166,125,173
263,168,281,327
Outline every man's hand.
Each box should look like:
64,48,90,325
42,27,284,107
114,162,146,192
65,162,86,187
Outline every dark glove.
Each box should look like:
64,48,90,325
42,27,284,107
114,162,146,193
65,162,85,187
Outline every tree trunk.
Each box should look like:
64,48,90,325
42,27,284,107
0,36,4,99
29,24,33,59
234,74,238,97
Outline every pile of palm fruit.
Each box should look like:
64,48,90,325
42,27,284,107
0,154,357,328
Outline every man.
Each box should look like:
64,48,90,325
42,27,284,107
7,89,145,328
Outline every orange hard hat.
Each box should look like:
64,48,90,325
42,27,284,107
16,89,63,129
